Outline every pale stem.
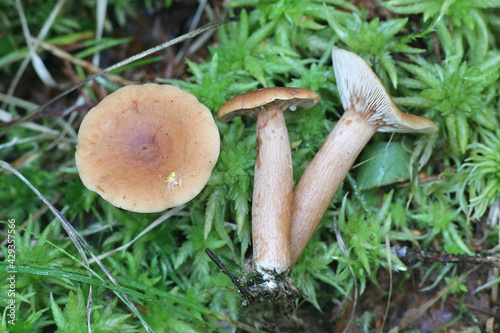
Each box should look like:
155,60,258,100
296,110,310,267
290,108,377,266
252,106,293,272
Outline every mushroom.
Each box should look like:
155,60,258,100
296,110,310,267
289,47,438,266
218,87,320,273
75,83,220,213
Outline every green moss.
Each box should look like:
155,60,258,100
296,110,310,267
2,0,500,331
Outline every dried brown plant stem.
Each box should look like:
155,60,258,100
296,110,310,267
40,40,136,86
389,265,482,332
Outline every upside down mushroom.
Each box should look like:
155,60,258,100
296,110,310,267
289,47,438,266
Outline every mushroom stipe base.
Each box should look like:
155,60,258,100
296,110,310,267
239,269,302,306
238,269,305,332
206,249,301,307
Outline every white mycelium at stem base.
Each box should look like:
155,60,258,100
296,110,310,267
289,47,438,267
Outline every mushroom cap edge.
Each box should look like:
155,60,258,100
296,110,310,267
332,46,438,134
217,87,320,123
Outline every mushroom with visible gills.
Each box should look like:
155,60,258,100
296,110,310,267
75,83,220,213
289,47,438,266
217,87,320,274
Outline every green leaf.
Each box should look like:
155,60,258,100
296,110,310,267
296,15,326,30
64,289,86,332
378,50,399,88
356,142,412,190
421,88,446,101
244,55,267,87
456,112,469,154
50,293,68,331
233,190,249,235
445,112,469,155
247,19,277,49
237,9,249,45
204,186,225,239
380,17,408,38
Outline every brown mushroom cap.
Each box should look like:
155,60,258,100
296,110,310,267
217,87,320,122
75,84,220,213
332,46,438,133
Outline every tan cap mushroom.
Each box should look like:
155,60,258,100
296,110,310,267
75,84,220,213
218,87,320,273
218,87,320,122
289,47,438,266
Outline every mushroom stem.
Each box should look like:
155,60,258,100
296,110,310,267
217,87,320,274
253,106,293,272
290,107,377,266
288,46,437,267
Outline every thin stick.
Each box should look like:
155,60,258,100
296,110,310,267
205,249,251,302
351,133,395,170
89,205,185,263
393,245,500,267
390,264,482,331
40,40,135,86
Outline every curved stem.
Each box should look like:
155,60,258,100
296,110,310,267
252,107,293,272
290,108,377,266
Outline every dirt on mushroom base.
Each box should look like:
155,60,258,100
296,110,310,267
206,249,304,330
240,269,301,305
237,269,304,331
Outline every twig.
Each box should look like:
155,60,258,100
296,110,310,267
89,205,186,263
351,133,395,170
392,245,500,267
40,40,136,86
433,31,441,65
389,264,482,332
396,174,446,188
0,103,97,127
205,249,251,302
448,297,500,320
